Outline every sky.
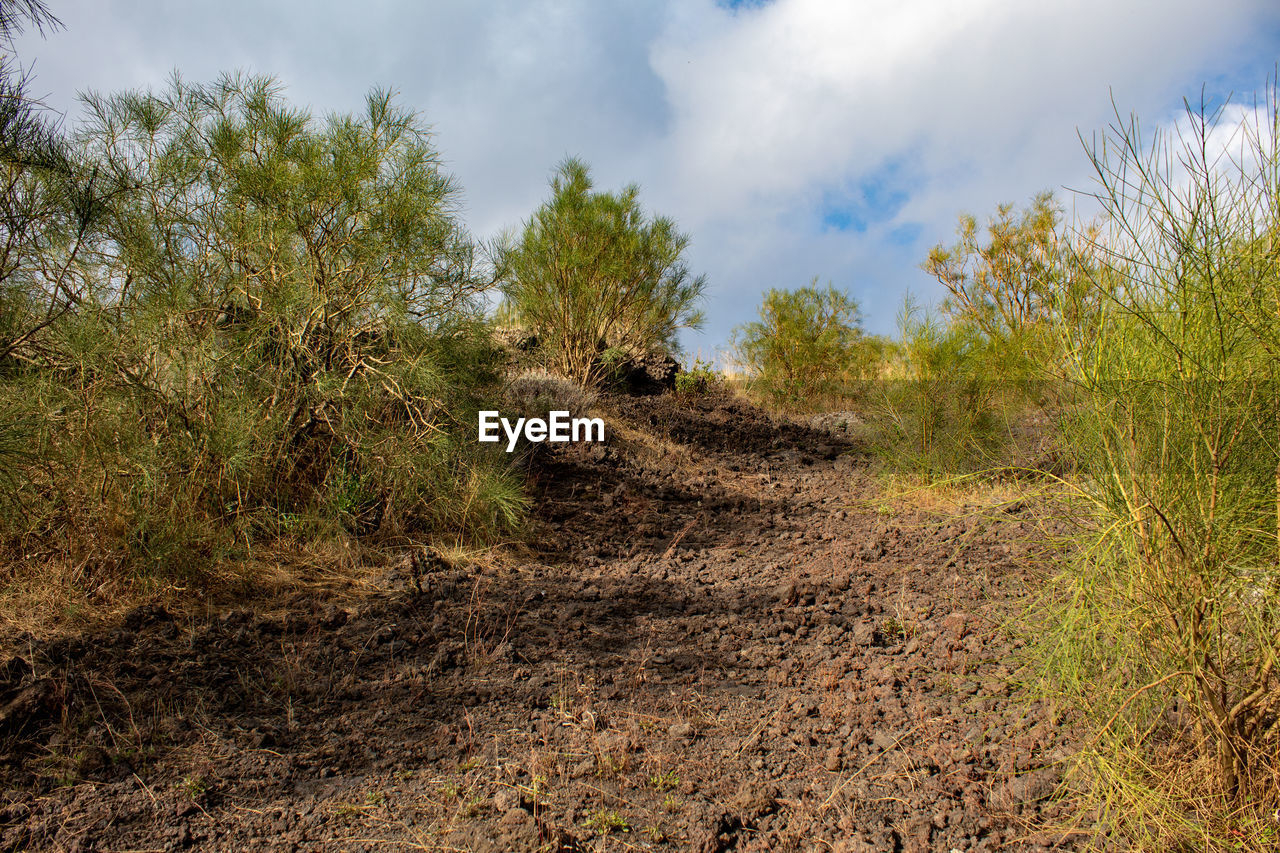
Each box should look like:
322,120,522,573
11,0,1280,354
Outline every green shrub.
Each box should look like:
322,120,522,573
1038,92,1280,848
498,158,706,386
869,297,1023,478
0,73,525,598
674,357,720,396
866,191,1089,480
731,279,872,410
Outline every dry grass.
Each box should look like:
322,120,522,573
597,418,693,474
864,473,1036,516
504,368,600,418
1043,735,1280,851
1,534,406,641
0,555,143,640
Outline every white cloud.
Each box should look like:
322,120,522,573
10,0,1280,342
649,0,1270,220
640,0,1278,341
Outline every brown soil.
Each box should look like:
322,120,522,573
0,391,1086,852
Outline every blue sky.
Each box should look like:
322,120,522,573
12,0,1280,353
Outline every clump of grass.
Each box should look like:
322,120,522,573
504,368,599,421
583,808,630,834
180,775,208,801
649,769,679,791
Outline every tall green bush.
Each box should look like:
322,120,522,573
730,279,873,409
1,73,525,587
1041,92,1280,848
498,158,706,386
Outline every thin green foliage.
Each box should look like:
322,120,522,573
1038,87,1280,849
0,73,525,594
854,194,1081,479
498,158,706,386
731,278,881,411
869,295,1031,478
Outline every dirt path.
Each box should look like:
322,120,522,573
0,392,1083,852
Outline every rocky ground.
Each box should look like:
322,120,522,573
0,390,1090,852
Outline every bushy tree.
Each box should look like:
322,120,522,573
925,191,1113,368
925,192,1063,338
2,72,524,585
0,0,120,513
499,158,706,385
731,279,866,407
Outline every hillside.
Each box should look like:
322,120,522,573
0,391,1081,852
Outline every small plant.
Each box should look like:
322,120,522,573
675,357,720,395
458,794,485,819
645,825,669,843
597,753,624,776
583,808,631,834
180,774,208,800
549,680,575,719
881,617,907,641
661,794,682,814
649,769,680,791
519,774,549,806
333,802,364,821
